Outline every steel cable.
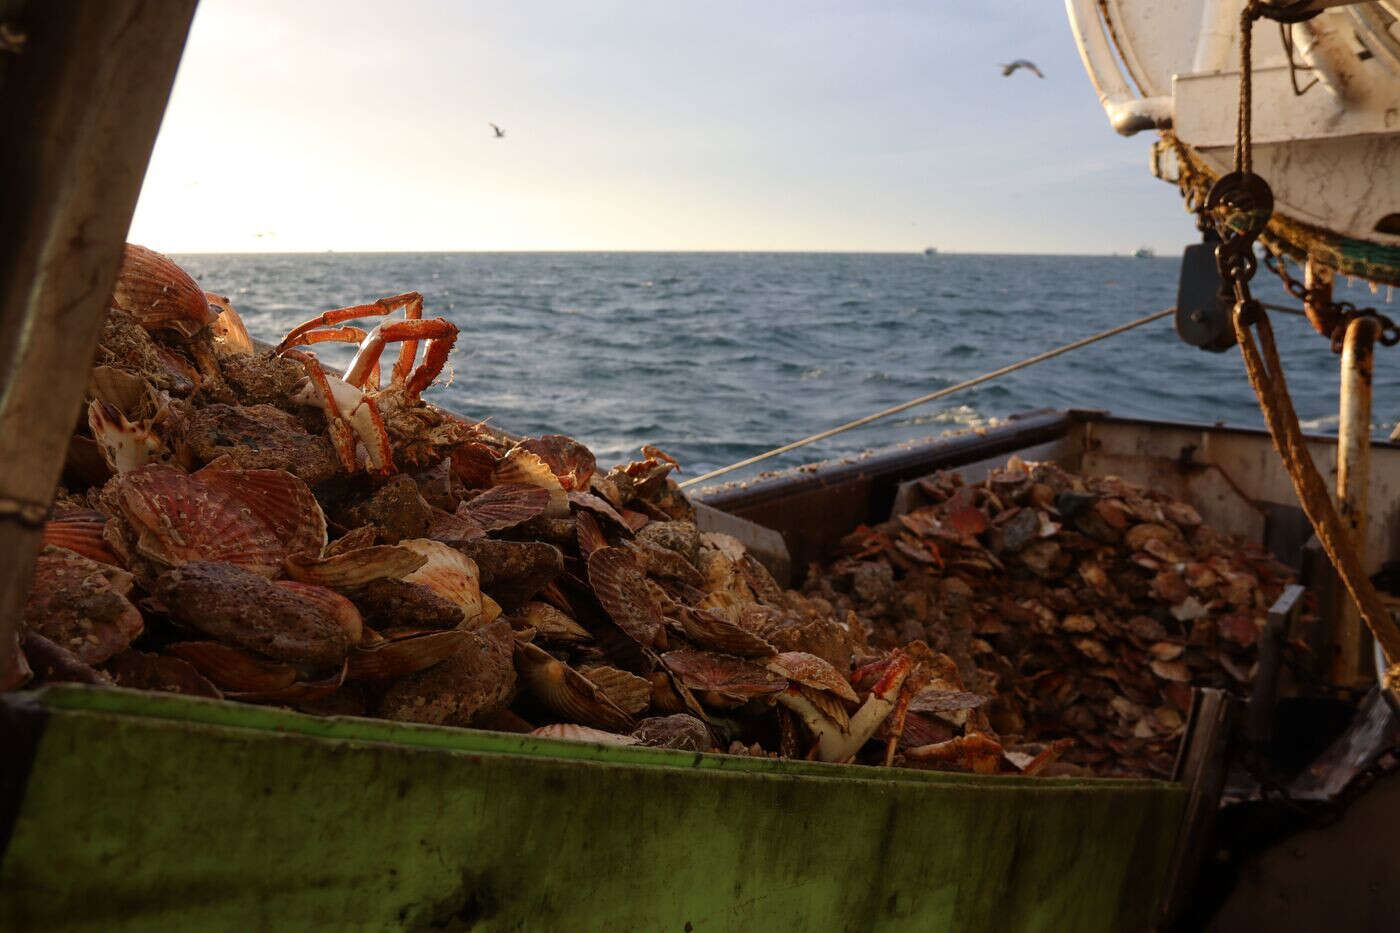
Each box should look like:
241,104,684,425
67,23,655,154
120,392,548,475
680,306,1174,489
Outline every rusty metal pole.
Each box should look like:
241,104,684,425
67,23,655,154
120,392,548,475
0,0,197,688
1333,315,1380,684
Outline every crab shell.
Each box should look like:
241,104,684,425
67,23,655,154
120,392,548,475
110,244,219,339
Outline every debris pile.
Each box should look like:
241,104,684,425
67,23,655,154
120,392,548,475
806,456,1313,776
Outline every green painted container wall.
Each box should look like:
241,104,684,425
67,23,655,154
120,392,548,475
1,687,1185,931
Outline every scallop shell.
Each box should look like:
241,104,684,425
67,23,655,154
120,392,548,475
196,463,327,559
735,553,786,606
586,547,667,648
459,483,550,531
398,538,486,623
450,442,500,489
491,447,569,516
677,606,776,658
110,244,218,338
42,511,120,566
575,510,608,559
347,629,470,680
797,684,851,731
153,562,360,664
626,539,705,588
578,664,653,714
529,723,639,746
112,464,317,576
88,399,168,474
284,545,428,590
568,490,631,530
518,435,597,491
326,524,378,556
23,545,142,665
630,714,711,751
506,601,592,645
426,507,486,545
378,620,516,726
765,651,858,702
514,639,635,731
165,640,300,693
105,649,223,698
660,649,788,702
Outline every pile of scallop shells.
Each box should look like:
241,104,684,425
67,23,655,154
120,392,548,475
805,455,1315,777
12,245,1045,774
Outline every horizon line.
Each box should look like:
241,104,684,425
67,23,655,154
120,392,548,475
165,247,1178,258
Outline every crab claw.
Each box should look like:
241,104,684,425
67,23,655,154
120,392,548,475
776,652,914,763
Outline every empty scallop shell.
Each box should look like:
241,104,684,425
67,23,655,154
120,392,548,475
518,434,596,491
660,649,788,702
23,545,142,666
578,664,653,714
676,606,776,658
506,601,592,645
529,723,639,746
491,447,569,516
110,244,219,338
347,628,470,680
459,483,551,531
398,538,486,623
165,641,300,693
284,545,428,590
515,639,635,731
586,547,667,648
765,651,858,702
42,511,120,566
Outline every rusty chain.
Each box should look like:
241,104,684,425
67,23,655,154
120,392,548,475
1263,252,1400,351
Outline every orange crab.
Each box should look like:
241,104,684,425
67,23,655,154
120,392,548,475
274,293,459,475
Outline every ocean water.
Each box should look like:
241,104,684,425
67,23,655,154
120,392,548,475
174,252,1400,483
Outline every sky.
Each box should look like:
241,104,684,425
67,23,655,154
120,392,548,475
128,1,1194,254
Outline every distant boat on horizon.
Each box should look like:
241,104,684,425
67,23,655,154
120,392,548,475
923,247,938,256
1133,246,1154,258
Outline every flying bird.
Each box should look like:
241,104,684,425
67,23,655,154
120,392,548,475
489,122,506,138
1000,59,1044,78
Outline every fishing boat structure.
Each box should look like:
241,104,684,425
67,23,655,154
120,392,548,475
2,0,1400,929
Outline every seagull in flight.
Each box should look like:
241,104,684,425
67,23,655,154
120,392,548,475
1000,59,1044,78
489,122,506,138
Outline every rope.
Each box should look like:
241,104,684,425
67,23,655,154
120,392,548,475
680,307,1174,489
1233,304,1400,678
1236,2,1260,175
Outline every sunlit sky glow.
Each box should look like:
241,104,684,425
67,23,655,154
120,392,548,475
129,1,1192,254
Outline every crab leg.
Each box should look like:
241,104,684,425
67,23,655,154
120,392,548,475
776,653,914,763
282,349,359,472
275,292,423,355
344,319,458,400
280,326,380,388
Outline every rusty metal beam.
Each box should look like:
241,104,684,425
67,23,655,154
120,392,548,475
0,1,196,687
